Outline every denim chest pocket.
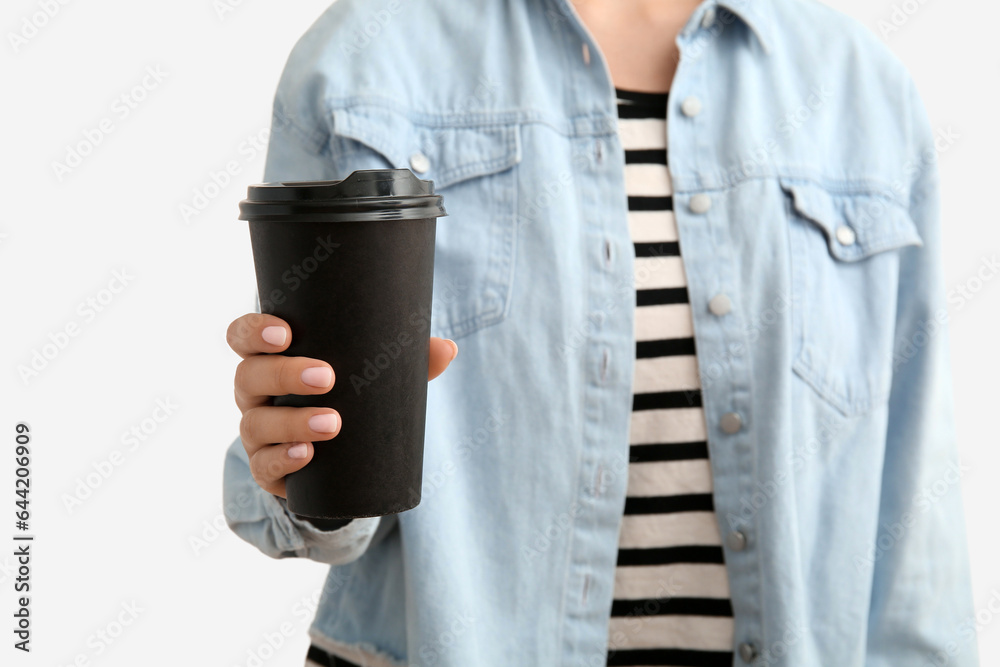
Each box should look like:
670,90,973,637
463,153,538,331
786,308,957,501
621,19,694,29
329,105,521,341
780,179,924,417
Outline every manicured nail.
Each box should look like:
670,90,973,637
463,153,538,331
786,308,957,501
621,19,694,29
308,413,339,433
301,366,333,387
287,442,309,459
446,339,458,361
262,326,286,346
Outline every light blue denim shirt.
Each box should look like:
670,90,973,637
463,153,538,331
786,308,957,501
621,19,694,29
223,0,978,664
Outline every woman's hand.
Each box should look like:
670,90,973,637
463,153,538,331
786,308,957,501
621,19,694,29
226,313,458,498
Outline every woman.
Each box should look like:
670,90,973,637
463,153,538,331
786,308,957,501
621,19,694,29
223,0,978,664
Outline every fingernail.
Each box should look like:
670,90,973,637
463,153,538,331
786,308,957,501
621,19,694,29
446,339,458,361
287,442,309,459
262,326,286,346
308,413,339,433
301,366,333,387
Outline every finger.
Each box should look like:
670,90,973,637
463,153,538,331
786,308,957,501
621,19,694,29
227,313,292,359
428,337,458,381
240,406,341,457
234,355,335,412
248,441,314,497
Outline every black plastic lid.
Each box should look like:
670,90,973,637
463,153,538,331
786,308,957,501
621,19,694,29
238,168,447,222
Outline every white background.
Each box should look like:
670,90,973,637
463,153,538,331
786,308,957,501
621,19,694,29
2,1,997,665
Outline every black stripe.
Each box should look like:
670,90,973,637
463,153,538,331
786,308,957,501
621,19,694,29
636,287,688,307
607,647,733,667
636,338,696,358
610,596,733,618
632,389,701,411
624,148,668,165
633,241,679,258
617,545,725,566
624,493,714,515
616,104,669,120
629,442,710,462
307,645,332,666
306,645,364,667
628,195,672,211
615,87,669,106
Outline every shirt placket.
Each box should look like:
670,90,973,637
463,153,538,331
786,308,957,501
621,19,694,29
670,4,765,663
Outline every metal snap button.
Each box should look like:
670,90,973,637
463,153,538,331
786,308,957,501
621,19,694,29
738,641,759,662
689,193,712,214
720,411,742,434
727,530,748,551
835,225,856,246
681,95,703,118
708,293,732,316
409,152,430,174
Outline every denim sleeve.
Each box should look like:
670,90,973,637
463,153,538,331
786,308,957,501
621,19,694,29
221,99,382,565
864,73,978,666
223,434,381,564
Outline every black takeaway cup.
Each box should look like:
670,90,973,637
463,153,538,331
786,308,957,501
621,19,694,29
237,168,447,520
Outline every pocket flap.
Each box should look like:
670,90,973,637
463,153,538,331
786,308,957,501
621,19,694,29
780,178,923,261
330,105,521,189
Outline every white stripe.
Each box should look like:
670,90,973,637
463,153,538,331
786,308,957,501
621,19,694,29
618,512,723,548
630,408,707,444
628,209,678,242
624,163,673,197
618,117,667,150
635,255,686,290
633,355,700,393
635,304,693,341
607,615,734,652
627,459,715,496
613,563,732,599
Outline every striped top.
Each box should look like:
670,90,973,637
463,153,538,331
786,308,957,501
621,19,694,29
605,88,735,667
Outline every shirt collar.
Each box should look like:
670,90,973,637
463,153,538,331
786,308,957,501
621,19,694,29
712,0,775,55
